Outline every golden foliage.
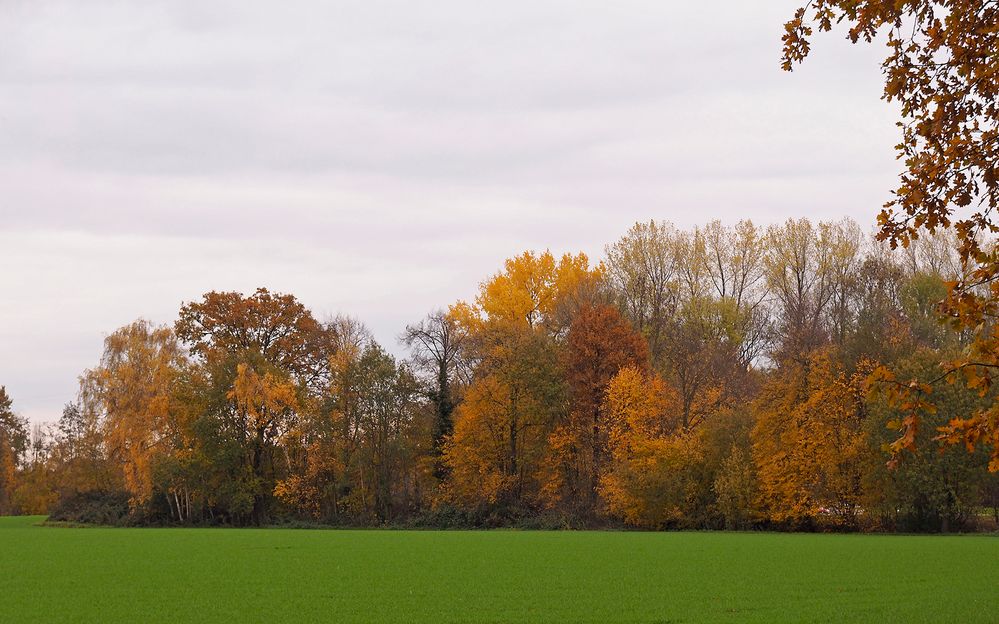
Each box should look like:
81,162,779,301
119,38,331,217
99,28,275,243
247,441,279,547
541,305,649,512
82,321,185,505
752,351,872,525
443,374,539,507
469,250,604,335
228,363,299,435
599,367,703,528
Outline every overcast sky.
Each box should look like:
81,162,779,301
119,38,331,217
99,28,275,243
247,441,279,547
0,0,900,423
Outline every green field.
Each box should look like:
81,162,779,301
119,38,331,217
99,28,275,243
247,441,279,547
1,516,996,623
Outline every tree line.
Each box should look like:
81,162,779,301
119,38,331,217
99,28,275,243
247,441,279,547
1,217,997,531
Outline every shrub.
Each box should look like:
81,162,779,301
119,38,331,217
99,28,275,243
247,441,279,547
48,490,131,526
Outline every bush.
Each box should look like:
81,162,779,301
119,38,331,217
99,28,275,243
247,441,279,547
48,490,132,526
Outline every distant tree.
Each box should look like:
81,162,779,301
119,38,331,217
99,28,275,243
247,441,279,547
352,345,424,523
864,349,996,532
763,219,862,360
175,289,330,524
444,328,564,511
698,220,770,366
176,287,331,385
844,253,910,365
57,402,86,460
713,445,758,530
660,296,746,432
544,304,649,514
0,387,28,514
402,310,467,479
600,367,701,528
607,221,765,432
605,221,682,365
473,250,605,337
443,251,601,512
752,350,871,527
46,401,116,501
79,321,187,507
317,316,373,520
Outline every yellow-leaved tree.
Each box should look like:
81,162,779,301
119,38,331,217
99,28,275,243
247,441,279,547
443,250,603,512
0,387,28,515
228,362,300,511
752,350,871,527
80,321,187,507
599,366,703,528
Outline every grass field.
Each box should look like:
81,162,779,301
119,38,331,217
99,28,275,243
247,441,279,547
1,516,996,623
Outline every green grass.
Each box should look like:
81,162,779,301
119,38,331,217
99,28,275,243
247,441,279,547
1,516,996,623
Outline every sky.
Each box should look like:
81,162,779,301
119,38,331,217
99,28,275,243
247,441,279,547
0,0,901,424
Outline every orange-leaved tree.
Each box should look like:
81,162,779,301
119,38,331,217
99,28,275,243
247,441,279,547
443,251,602,511
0,387,28,514
543,304,648,514
752,350,873,527
176,288,332,524
79,321,187,507
599,366,703,528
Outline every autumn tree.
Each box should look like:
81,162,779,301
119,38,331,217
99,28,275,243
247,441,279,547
661,296,747,432
782,1,999,468
608,221,763,434
544,305,648,514
274,317,432,524
752,350,872,527
473,250,606,337
315,315,374,519
276,316,372,522
228,361,299,519
712,444,757,530
863,349,997,531
444,251,600,512
78,321,187,507
402,309,467,479
764,219,862,360
176,287,332,385
175,289,331,524
444,328,565,511
0,387,28,514
844,252,910,364
57,402,87,461
599,366,701,528
900,272,958,350
351,345,424,522
699,220,770,366
45,402,113,501
605,221,682,365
